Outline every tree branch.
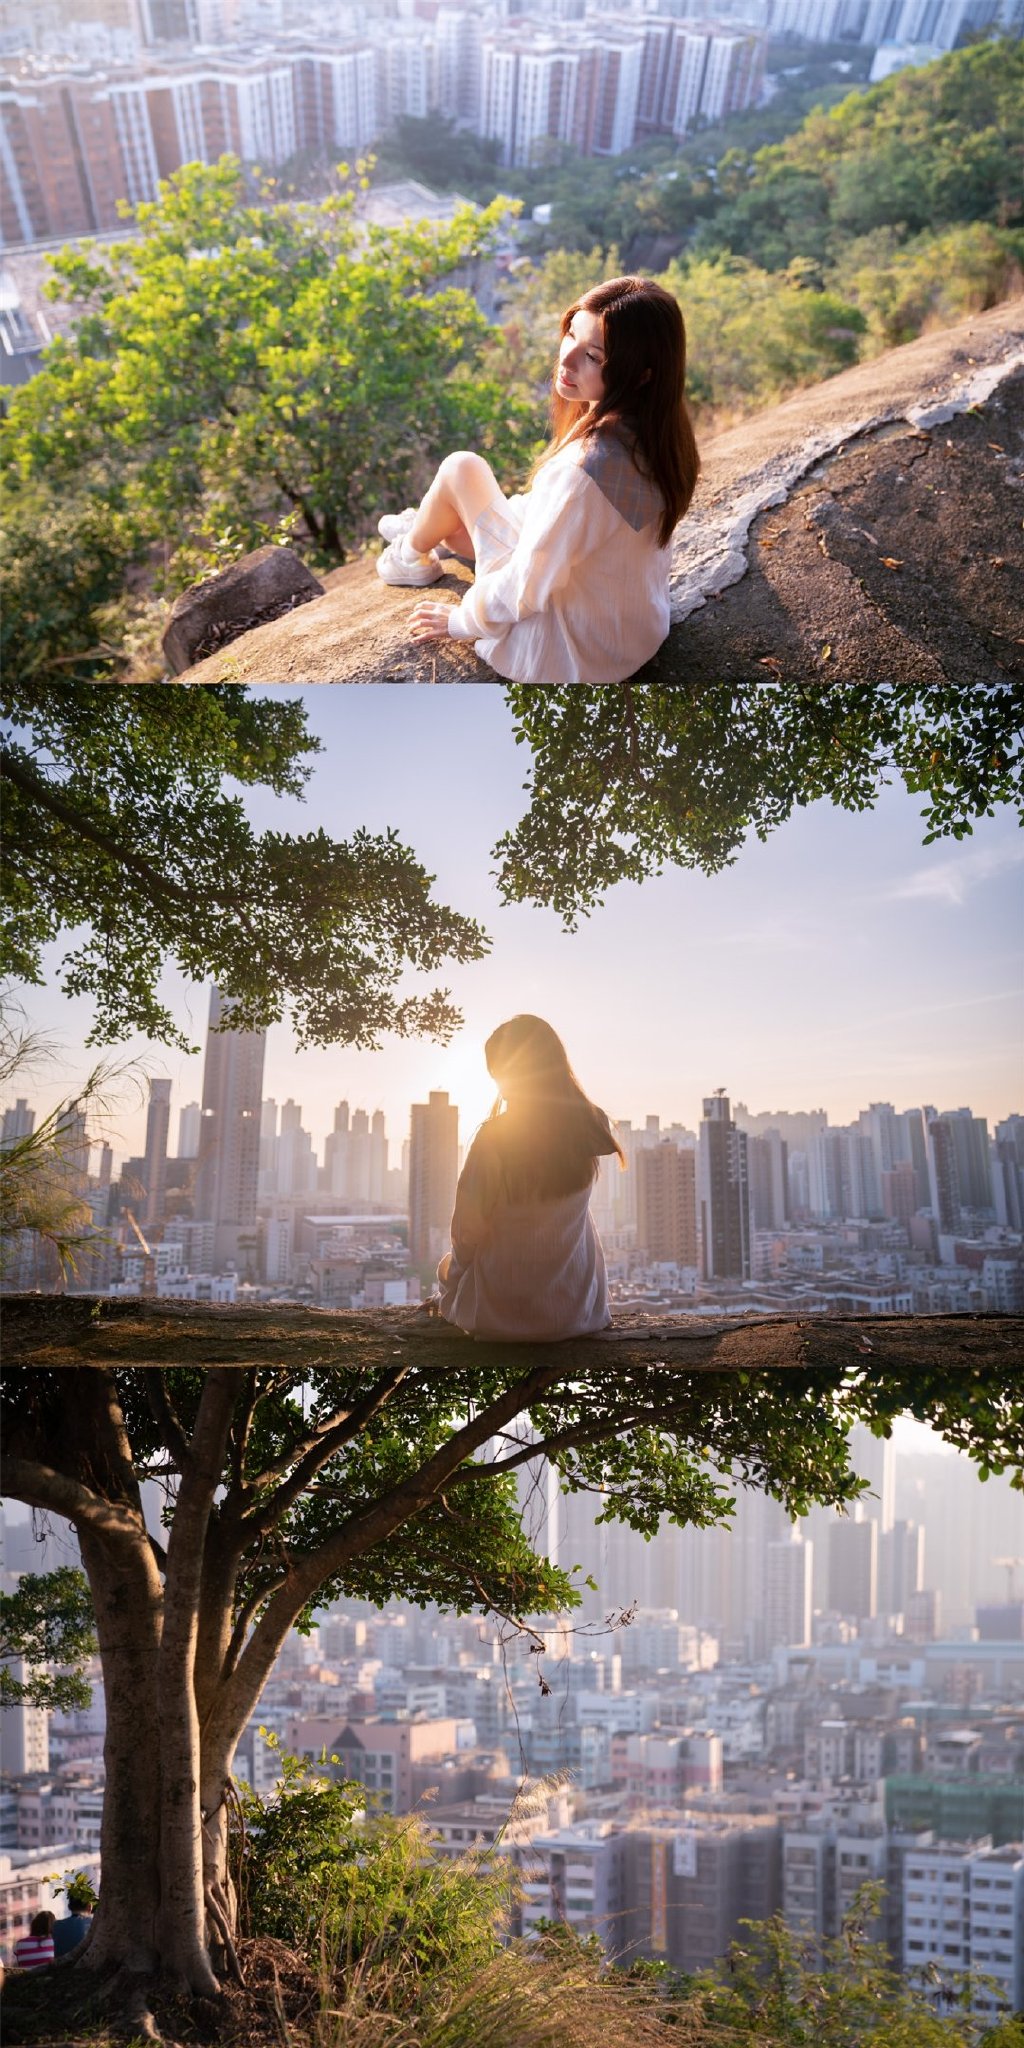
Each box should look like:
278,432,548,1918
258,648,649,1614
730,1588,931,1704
0,1455,143,1539
238,1368,410,1542
0,746,194,908
210,1365,566,1751
229,1372,259,1494
145,1373,192,1474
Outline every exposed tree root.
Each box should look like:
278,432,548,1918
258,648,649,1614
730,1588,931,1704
206,1877,245,1988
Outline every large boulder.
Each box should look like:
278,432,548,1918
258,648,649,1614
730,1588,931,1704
177,300,1024,685
162,545,324,676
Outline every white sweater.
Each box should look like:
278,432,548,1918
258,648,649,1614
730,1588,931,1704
436,1161,610,1343
446,427,671,686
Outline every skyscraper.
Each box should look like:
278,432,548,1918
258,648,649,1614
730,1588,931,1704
408,1091,458,1266
142,1077,171,1230
698,1091,750,1281
192,986,266,1269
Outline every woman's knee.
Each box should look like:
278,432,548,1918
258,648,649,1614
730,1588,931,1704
439,450,489,486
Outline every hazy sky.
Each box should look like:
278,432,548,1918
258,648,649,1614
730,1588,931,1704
10,684,1024,1164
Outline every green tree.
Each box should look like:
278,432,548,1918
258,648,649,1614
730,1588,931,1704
0,1568,96,1714
830,220,1024,352
0,683,487,1048
493,684,1024,923
659,253,864,413
1,1357,1019,2017
375,112,504,196
0,158,540,681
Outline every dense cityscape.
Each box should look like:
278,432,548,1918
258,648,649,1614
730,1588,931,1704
2,982,1022,1320
3,1416,1023,2011
2,0,1022,252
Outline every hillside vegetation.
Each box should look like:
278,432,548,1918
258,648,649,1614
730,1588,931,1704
505,38,1023,419
1,40,1021,682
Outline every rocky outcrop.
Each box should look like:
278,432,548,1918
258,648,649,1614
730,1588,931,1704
163,544,324,675
176,299,1024,685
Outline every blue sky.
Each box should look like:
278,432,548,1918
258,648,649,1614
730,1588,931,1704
12,684,1024,1162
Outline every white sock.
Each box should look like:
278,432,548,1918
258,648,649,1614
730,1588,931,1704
400,532,431,564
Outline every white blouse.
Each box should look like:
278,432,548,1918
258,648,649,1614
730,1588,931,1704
446,427,671,686
436,1146,610,1342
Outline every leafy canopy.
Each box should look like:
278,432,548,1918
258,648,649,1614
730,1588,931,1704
0,1568,96,1713
0,683,487,1048
495,683,1024,924
698,38,1024,274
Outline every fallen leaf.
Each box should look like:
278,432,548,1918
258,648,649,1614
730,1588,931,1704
821,644,832,662
880,557,903,570
988,441,1005,453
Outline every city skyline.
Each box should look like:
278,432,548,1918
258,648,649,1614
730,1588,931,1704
8,687,1022,1166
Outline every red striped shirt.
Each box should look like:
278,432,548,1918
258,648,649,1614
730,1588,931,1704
14,1934,55,1969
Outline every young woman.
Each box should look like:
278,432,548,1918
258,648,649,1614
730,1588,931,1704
376,276,700,685
436,1015,624,1341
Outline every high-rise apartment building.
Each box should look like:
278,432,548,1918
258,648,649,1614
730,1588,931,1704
748,1129,789,1230
1,48,304,244
192,985,266,1269
943,1107,994,1214
881,1517,924,1615
828,1511,878,1619
770,0,850,34
275,1098,317,1200
881,1160,918,1225
176,1100,201,1159
925,1110,962,1233
141,1076,171,1230
763,1528,813,1649
849,1420,895,1534
636,1141,697,1265
0,1098,35,1147
993,1113,1024,1230
0,1665,49,1776
698,1091,750,1281
408,1090,458,1266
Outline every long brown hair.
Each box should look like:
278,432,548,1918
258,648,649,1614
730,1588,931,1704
477,1014,624,1202
541,275,700,547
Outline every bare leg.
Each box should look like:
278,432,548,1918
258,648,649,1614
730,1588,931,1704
408,451,504,556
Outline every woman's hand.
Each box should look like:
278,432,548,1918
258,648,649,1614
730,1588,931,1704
410,599,454,642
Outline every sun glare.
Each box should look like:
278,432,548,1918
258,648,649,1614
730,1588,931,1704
427,1037,495,1145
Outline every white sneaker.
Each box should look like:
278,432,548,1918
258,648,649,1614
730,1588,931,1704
378,508,416,542
376,537,444,587
379,508,459,559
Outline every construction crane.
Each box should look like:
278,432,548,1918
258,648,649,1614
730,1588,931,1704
993,1557,1024,1603
123,1208,158,1299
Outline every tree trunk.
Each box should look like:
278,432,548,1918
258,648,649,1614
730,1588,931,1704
75,1521,165,1979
